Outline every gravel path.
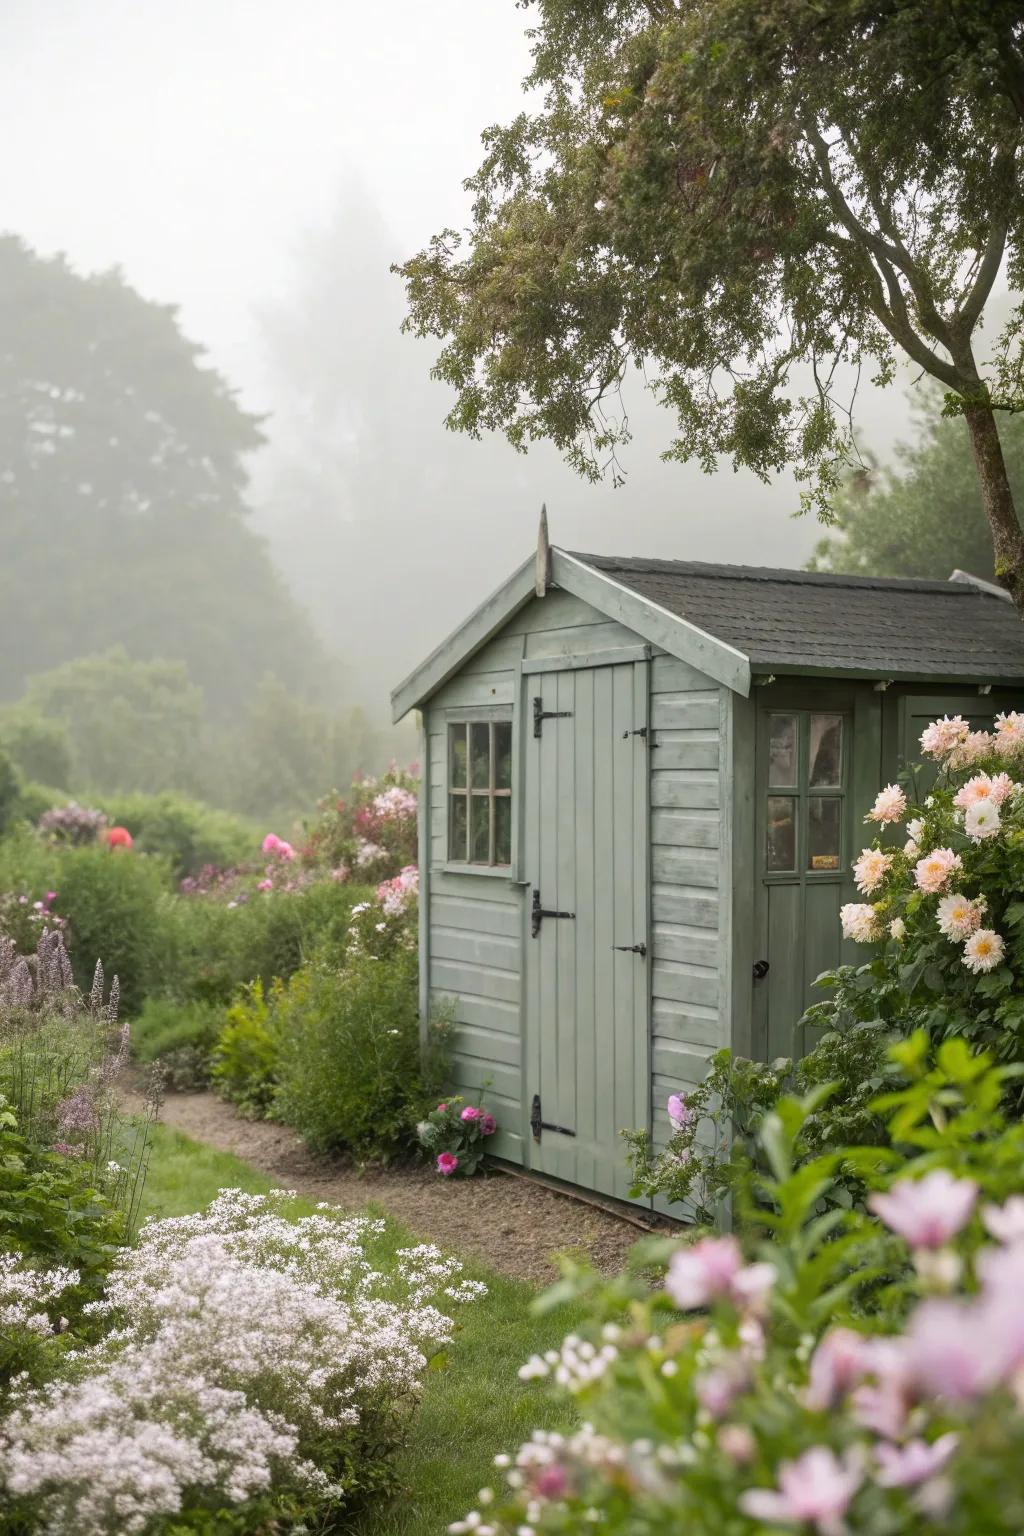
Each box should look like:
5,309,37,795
140,1089,673,1285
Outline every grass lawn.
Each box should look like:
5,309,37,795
140,1123,586,1535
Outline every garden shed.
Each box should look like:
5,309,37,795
392,525,1024,1202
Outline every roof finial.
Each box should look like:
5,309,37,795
535,503,551,597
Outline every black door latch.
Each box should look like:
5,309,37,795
753,959,770,980
533,695,573,737
530,1094,576,1142
531,888,576,938
613,942,647,957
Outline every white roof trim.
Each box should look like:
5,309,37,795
950,568,1012,602
391,547,752,721
552,550,751,695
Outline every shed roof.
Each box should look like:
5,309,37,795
570,555,1024,684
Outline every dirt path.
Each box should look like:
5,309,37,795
140,1088,671,1285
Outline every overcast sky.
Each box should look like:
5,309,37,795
1,0,920,692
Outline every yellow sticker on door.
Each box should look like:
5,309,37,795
811,855,840,870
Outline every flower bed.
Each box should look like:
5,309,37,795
0,1190,485,1534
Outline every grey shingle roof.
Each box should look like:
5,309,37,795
571,555,1024,683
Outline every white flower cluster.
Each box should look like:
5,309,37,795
0,1254,79,1337
518,1326,622,1391
0,1189,484,1533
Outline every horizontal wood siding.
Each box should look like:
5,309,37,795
649,655,729,1155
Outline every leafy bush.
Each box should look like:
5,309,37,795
0,1190,485,1533
818,709,1024,1062
97,791,256,879
49,846,167,1016
416,1095,497,1177
210,980,280,1114
131,997,222,1090
37,801,108,847
459,1039,1024,1536
272,937,444,1161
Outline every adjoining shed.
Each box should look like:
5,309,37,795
392,524,1024,1204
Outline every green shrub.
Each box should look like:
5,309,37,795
15,782,71,826
0,749,21,838
273,944,440,1160
132,997,222,1090
97,791,257,879
52,846,168,1016
210,981,280,1114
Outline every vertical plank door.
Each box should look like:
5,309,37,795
523,660,650,1201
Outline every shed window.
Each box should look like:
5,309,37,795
764,711,847,875
448,721,513,865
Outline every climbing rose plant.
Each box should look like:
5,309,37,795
829,707,1024,1061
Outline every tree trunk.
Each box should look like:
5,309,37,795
962,400,1024,612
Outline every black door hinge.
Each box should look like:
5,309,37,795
531,887,576,938
530,1093,576,1142
533,694,573,737
622,725,655,745
613,942,647,957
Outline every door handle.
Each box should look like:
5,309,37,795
613,943,647,957
753,959,770,980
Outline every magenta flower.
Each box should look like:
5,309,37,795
437,1152,459,1176
667,1092,690,1131
479,1113,497,1136
875,1433,958,1489
868,1170,977,1249
460,1105,482,1122
533,1465,569,1500
437,1103,447,1113
257,879,273,892
739,1446,862,1532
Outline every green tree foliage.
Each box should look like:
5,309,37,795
21,649,206,797
399,2,1024,602
810,393,1008,579
0,708,73,791
0,236,328,713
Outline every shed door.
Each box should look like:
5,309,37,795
753,701,858,1062
523,660,650,1201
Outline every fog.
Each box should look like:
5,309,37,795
1,0,918,710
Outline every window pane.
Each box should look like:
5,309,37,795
448,795,467,860
494,796,512,864
470,795,491,862
766,796,796,871
808,798,842,870
494,721,512,789
470,723,491,788
449,726,467,789
768,715,798,787
809,714,843,787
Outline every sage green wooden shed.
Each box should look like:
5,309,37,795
392,529,1024,1204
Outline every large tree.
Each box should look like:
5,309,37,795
0,236,328,712
399,2,1024,603
809,389,1007,581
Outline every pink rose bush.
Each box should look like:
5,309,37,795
820,703,1024,1064
456,1045,1024,1536
417,1094,496,1178
0,1190,484,1533
302,766,418,883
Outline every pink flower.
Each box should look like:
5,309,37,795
437,1104,447,1113
981,1197,1024,1244
696,1361,748,1418
919,715,970,760
954,772,1007,809
868,1170,977,1249
739,1447,861,1532
805,1328,871,1410
865,783,906,823
45,892,57,905
853,847,892,895
257,879,273,892
460,1106,483,1122
436,1152,459,1176
261,833,296,860
667,1092,690,1130
533,1465,569,1500
875,1434,958,1489
995,711,1024,750
479,1113,497,1136
902,1298,1005,1400
717,1424,756,1463
935,892,985,942
665,1237,774,1313
913,847,962,895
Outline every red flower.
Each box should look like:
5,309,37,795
105,826,133,849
